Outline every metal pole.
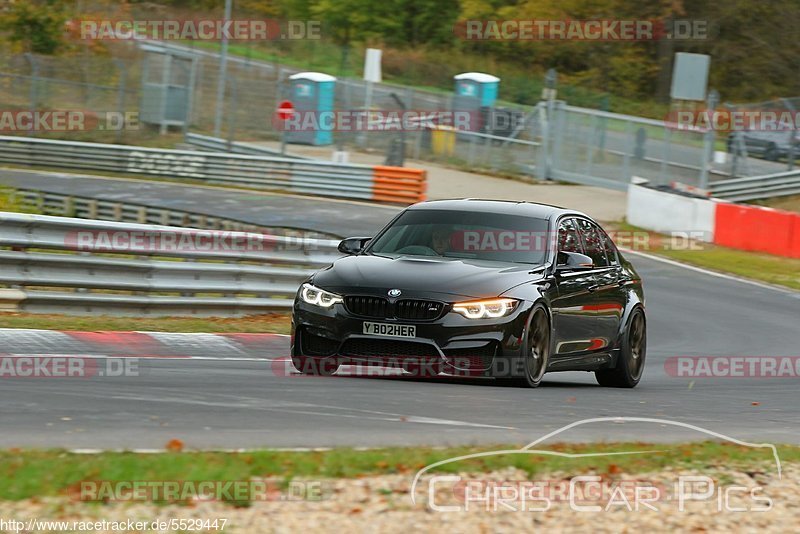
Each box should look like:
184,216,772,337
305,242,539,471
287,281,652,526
183,57,198,139
389,92,407,166
24,54,39,137
622,121,632,183
538,69,557,180
113,59,126,143
781,98,797,171
360,80,373,149
585,113,596,176
726,103,739,178
551,100,566,175
226,76,238,151
468,132,476,166
660,127,670,185
213,0,232,138
159,54,170,135
699,89,719,190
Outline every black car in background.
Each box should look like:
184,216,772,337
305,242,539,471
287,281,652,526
727,128,800,161
291,199,646,388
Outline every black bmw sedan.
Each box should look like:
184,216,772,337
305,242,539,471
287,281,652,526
291,199,646,388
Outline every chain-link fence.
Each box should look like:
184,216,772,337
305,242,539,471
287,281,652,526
545,102,710,189
2,41,798,192
0,49,136,142
723,97,800,176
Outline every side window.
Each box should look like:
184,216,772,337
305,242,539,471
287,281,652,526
557,218,583,254
598,226,619,265
576,219,609,267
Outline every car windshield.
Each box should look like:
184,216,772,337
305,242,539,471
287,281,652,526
366,209,550,265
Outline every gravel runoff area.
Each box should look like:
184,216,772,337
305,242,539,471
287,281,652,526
0,464,796,533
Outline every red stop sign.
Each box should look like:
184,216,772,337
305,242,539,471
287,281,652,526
276,100,295,121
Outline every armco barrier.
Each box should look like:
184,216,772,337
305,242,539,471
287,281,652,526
11,189,337,239
713,203,797,257
0,136,426,205
709,169,800,201
0,211,340,316
184,132,311,160
372,166,427,203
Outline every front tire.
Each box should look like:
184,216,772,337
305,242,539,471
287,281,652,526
595,307,646,388
515,304,551,388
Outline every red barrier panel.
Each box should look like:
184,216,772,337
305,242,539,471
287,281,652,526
790,214,800,259
712,203,740,249
714,203,796,256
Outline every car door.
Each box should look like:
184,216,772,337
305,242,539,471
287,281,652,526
550,217,599,358
576,218,624,352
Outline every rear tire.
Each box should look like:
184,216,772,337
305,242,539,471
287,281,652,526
764,143,779,161
292,356,340,376
595,308,646,388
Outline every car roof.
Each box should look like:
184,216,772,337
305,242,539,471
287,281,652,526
407,198,589,221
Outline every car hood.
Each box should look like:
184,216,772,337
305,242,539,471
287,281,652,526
312,254,544,300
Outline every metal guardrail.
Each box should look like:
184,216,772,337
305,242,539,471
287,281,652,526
0,211,340,316
709,170,800,201
10,189,338,239
0,136,426,204
183,132,311,160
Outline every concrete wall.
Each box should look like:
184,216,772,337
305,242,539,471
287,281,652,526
626,183,716,242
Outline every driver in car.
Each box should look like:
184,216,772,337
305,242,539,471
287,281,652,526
431,226,452,255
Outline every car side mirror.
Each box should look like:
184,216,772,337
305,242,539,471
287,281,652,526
338,237,371,255
556,251,594,272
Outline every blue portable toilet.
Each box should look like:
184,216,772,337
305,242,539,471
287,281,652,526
454,72,500,107
453,72,500,132
286,72,336,145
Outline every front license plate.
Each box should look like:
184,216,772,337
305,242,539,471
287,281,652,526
363,322,416,338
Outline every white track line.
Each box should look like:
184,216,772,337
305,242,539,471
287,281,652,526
622,248,800,297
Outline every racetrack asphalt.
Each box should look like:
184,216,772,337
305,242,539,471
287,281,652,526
0,169,399,238
0,167,797,449
1,253,798,449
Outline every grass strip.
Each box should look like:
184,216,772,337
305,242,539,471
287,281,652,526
0,442,795,502
614,222,800,291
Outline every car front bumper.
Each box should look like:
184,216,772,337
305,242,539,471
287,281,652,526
291,298,533,378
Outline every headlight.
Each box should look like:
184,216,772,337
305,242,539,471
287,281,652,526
300,283,343,308
452,298,518,319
